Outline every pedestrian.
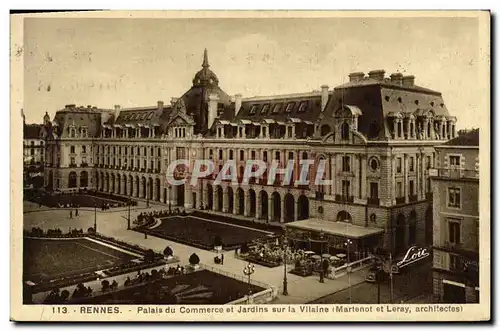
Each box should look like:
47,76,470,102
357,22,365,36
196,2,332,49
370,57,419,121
221,253,224,265
75,208,79,217
69,210,72,219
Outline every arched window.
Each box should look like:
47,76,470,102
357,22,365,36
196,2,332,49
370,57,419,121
341,122,349,140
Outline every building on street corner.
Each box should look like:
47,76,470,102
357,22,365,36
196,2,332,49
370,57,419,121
430,129,479,303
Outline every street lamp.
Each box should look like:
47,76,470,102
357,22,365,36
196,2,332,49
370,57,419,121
168,185,172,213
127,198,131,230
282,235,288,296
93,198,97,233
146,182,150,208
243,263,255,303
345,238,353,304
319,230,325,283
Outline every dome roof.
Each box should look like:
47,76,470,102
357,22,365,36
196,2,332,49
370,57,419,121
192,49,219,86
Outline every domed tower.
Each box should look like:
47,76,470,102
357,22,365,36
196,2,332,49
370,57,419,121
192,48,219,88
174,49,231,135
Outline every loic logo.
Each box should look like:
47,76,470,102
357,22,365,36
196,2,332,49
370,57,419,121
396,246,430,269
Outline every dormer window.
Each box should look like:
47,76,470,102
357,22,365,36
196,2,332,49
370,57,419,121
260,104,270,115
298,101,308,112
272,103,282,114
147,112,153,119
249,105,258,115
285,102,295,113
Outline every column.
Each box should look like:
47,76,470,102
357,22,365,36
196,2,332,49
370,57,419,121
244,191,250,217
280,196,285,223
222,186,228,213
294,200,299,221
232,190,238,215
256,191,262,219
361,155,367,199
403,154,408,203
268,197,274,222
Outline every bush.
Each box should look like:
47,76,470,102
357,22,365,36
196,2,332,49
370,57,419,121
144,249,156,263
163,246,173,257
101,280,110,292
240,243,249,254
60,289,70,301
87,227,96,234
189,253,200,265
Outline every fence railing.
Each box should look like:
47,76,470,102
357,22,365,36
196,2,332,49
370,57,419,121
198,263,270,289
327,256,372,279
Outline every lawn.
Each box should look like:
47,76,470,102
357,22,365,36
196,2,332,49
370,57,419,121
144,216,276,250
23,237,138,283
72,269,265,304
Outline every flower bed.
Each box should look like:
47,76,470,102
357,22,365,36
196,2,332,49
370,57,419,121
243,254,281,268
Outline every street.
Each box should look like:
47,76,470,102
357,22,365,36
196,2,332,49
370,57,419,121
310,260,433,304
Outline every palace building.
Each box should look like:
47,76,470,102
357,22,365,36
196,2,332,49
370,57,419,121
41,49,459,257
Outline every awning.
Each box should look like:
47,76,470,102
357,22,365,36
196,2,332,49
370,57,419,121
102,124,112,129
218,120,230,125
229,122,238,127
276,121,286,125
289,118,302,123
239,119,252,125
113,124,122,128
261,119,275,124
303,120,313,125
286,218,384,239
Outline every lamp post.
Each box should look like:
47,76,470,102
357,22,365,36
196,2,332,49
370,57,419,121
345,238,353,304
146,182,150,208
243,263,255,303
319,230,325,283
168,185,172,213
127,198,131,230
93,199,97,233
282,235,288,296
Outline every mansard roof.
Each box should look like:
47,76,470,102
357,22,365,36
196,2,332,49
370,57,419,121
23,124,44,139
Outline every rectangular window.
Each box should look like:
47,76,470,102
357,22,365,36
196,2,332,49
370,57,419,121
285,102,295,113
82,156,87,164
70,157,75,165
370,182,379,198
448,220,461,244
288,152,294,161
239,150,244,161
143,160,146,169
427,178,431,192
150,160,154,170
82,145,87,154
272,103,282,114
448,187,461,208
397,157,402,173
251,150,256,160
342,180,351,197
409,180,415,195
450,155,461,167
70,146,75,154
260,104,270,115
449,254,461,271
229,150,234,160
219,150,223,160
409,157,414,172
427,156,431,169
275,151,280,160
157,160,161,171
342,156,351,172
158,148,161,157
397,182,403,197
298,101,308,112
263,151,268,162
249,105,258,115
30,149,34,155
262,127,267,137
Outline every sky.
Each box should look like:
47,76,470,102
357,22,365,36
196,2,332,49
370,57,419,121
22,15,485,129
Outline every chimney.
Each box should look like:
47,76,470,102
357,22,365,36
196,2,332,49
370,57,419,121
368,69,386,81
348,72,364,83
402,75,415,87
114,105,121,118
157,100,164,111
234,94,242,115
321,85,329,111
390,73,403,85
208,93,220,130
170,97,178,107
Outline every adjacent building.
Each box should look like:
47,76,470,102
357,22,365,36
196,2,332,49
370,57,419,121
41,49,459,258
430,129,479,303
23,110,49,188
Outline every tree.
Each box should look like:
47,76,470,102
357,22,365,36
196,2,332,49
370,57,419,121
163,246,173,257
144,249,156,263
60,289,70,301
87,227,96,234
189,253,200,265
101,280,110,292
240,242,249,254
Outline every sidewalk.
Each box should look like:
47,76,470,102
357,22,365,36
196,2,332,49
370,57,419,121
24,207,369,304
